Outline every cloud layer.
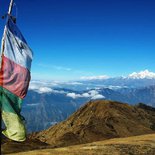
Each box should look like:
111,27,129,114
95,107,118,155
29,81,105,100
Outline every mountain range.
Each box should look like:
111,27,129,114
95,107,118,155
22,84,155,132
22,86,155,132
29,70,155,91
19,71,155,132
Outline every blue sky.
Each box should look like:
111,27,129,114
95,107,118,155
0,0,155,81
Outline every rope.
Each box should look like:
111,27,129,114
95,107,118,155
13,3,18,20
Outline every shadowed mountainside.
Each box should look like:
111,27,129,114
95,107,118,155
30,100,155,147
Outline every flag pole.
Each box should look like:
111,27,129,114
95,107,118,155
8,0,14,15
1,0,14,147
1,0,14,56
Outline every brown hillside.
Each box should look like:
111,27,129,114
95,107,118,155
30,100,155,147
10,134,155,155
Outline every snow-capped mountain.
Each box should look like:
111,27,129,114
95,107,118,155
128,70,155,79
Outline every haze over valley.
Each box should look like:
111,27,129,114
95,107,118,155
22,70,155,132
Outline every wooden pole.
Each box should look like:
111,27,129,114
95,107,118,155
1,0,14,150
1,0,14,56
8,0,14,15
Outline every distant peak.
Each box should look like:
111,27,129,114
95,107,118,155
128,70,155,79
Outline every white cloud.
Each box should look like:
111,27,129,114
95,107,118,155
30,86,66,94
82,93,90,97
66,93,82,99
66,89,105,100
88,90,98,96
88,90,105,100
38,87,53,93
106,85,126,89
29,80,58,89
128,70,155,79
29,81,66,94
81,75,109,80
91,94,105,100
62,81,83,85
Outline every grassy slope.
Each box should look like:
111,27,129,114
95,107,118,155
10,133,155,155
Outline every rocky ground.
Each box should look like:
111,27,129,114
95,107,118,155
7,133,155,155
